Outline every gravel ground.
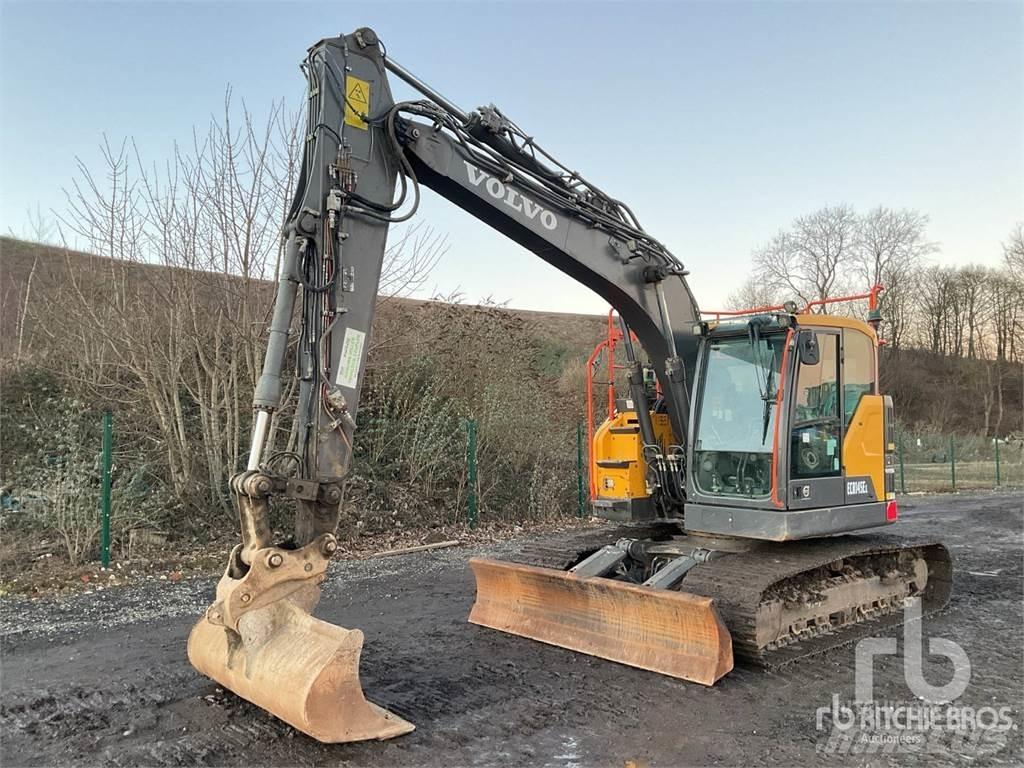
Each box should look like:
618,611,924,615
2,492,1022,767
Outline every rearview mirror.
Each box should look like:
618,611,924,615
798,332,820,366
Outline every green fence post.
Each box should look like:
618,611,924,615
898,432,906,494
576,423,586,518
949,435,956,491
995,438,1001,487
466,418,478,530
100,410,113,567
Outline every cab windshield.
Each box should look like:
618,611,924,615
693,333,786,498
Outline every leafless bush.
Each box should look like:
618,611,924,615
343,300,582,533
45,457,99,566
10,88,444,533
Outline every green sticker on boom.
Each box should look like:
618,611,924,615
335,328,366,389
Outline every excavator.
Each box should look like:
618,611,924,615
187,27,952,743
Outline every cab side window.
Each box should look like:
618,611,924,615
843,330,876,428
791,332,840,478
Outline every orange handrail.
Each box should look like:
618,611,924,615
802,284,883,314
702,284,884,320
585,337,608,501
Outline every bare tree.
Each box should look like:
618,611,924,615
854,207,936,348
1004,222,1024,279
1000,223,1024,368
855,207,935,286
21,88,443,523
753,205,858,308
6,204,57,244
725,277,782,311
914,266,952,354
948,266,987,359
378,223,448,301
39,95,306,515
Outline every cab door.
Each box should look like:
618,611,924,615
787,330,845,509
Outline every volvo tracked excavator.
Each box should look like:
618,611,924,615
187,27,952,743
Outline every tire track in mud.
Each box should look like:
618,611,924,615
3,663,320,766
2,668,194,765
100,709,296,767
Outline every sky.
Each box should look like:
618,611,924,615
1,0,1021,312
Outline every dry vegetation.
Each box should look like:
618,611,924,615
1,233,603,581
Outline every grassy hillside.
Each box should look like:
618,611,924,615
4,233,1018,451
1,237,606,566
0,236,604,361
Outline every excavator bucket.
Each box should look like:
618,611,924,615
188,550,414,743
468,558,733,685
188,602,413,743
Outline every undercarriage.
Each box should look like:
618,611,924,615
469,523,952,679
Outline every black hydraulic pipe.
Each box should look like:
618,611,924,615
383,57,469,123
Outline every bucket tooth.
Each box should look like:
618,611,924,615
468,557,733,685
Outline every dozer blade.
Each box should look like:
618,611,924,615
188,596,414,743
468,558,733,685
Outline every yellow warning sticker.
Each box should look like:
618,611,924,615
344,75,370,130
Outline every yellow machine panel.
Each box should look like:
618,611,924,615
592,410,673,502
842,394,889,501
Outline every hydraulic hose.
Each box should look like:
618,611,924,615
618,317,659,455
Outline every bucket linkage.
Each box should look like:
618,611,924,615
188,471,413,743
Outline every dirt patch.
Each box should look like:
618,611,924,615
2,492,1022,767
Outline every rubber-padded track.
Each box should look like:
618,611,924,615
682,534,953,667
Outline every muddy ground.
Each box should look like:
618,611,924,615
2,492,1022,767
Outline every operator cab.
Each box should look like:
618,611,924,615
685,313,897,541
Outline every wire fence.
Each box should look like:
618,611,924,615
896,429,1022,493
